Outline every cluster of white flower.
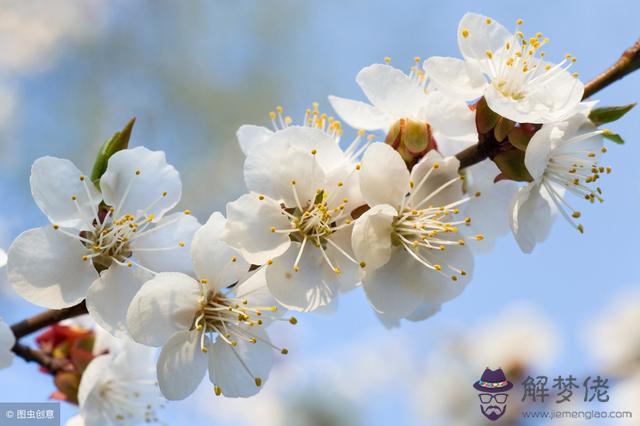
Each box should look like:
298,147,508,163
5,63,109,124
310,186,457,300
1,11,633,422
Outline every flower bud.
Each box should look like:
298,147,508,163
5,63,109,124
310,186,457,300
385,118,435,167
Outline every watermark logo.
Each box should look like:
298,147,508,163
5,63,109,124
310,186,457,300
473,367,513,421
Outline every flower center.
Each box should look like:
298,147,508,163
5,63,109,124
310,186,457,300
470,18,579,102
99,378,161,423
192,285,297,393
541,130,609,233
270,182,355,274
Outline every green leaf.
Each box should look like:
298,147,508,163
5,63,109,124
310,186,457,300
603,131,625,144
588,103,636,126
90,117,136,189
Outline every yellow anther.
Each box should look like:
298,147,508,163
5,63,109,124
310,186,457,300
270,226,277,233
201,346,208,353
475,191,481,197
458,239,465,245
461,28,470,38
214,386,222,396
384,56,391,63
517,18,523,25
289,317,298,325
359,261,366,268
475,234,484,241
337,181,343,187
451,275,458,282
284,116,293,125
485,18,492,24
433,162,440,169
231,256,237,262
276,105,283,113
82,255,89,261
485,50,493,59
255,377,262,387
572,211,582,219
281,348,289,355
71,195,77,201
311,149,317,155
293,265,299,272
269,111,276,120
178,241,185,247
572,72,579,78
258,195,265,200
183,209,191,215
434,264,442,271
267,259,273,265
577,224,584,234
79,175,85,181
200,279,209,284
333,267,341,274
127,261,133,267
135,170,141,176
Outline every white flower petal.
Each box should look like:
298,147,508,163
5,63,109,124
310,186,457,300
0,318,15,369
359,143,410,207
409,150,463,208
209,327,273,398
236,125,273,156
419,91,477,142
524,123,564,181
328,95,390,131
222,193,291,265
457,13,512,63
8,226,98,309
77,354,113,426
192,211,250,291
356,64,428,117
0,248,6,268
460,161,517,254
86,263,148,339
351,204,397,272
420,242,474,304
30,156,99,228
100,147,182,221
270,126,345,173
266,243,339,312
324,226,361,292
362,250,426,318
157,330,208,401
407,302,441,322
423,56,486,100
130,212,201,274
244,135,326,206
509,183,554,253
127,272,200,347
485,68,584,124
65,415,86,426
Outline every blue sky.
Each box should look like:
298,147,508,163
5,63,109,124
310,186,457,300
0,1,639,425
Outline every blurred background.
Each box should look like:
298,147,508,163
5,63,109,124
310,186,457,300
0,0,639,424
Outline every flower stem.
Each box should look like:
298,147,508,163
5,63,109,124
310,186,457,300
456,37,640,170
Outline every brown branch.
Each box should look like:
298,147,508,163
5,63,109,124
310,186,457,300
456,37,640,170
10,300,88,340
9,301,88,372
11,342,69,374
583,38,640,99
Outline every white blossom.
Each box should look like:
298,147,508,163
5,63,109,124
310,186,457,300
223,124,363,312
510,103,607,252
127,212,295,399
351,143,474,323
425,13,583,124
329,62,476,152
8,147,200,337
68,340,163,426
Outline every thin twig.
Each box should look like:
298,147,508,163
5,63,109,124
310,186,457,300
10,300,88,340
